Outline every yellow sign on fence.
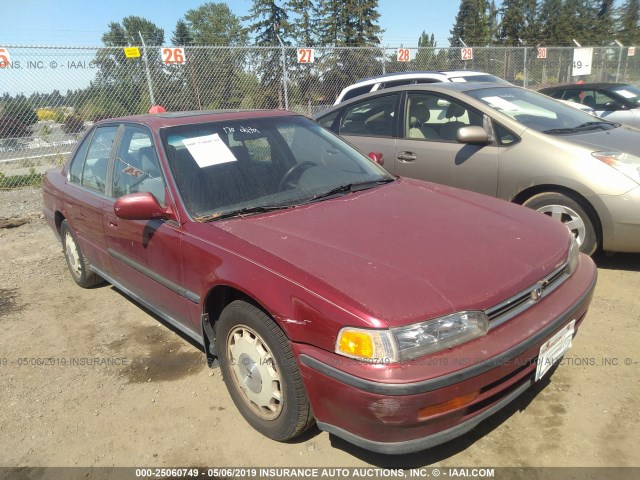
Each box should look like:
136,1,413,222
123,47,141,58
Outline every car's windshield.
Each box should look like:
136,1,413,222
161,115,394,220
610,85,640,106
466,86,618,134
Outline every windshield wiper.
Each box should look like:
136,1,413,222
307,178,395,203
196,204,291,222
544,121,620,135
575,121,620,130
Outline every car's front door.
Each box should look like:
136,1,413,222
393,92,500,196
103,124,196,335
334,93,399,174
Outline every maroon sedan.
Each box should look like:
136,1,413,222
43,110,596,454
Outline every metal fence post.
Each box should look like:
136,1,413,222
616,43,623,83
138,32,156,106
523,46,528,88
276,35,289,110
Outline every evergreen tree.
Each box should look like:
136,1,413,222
618,0,640,45
185,3,247,45
286,0,319,46
317,0,346,46
449,0,490,46
538,0,563,44
171,19,193,46
498,0,538,46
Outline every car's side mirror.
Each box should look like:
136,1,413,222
368,151,384,166
114,192,167,220
457,126,490,145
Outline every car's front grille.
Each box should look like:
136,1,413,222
486,262,569,329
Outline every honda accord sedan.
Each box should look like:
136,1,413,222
43,110,596,454
314,83,640,255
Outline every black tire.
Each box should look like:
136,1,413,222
523,192,598,255
216,300,314,441
60,220,104,288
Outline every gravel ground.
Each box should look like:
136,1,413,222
0,187,639,473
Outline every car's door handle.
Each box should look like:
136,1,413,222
108,220,118,228
397,151,417,162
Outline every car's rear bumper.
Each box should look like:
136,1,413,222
293,256,597,454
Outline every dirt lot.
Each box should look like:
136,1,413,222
0,188,639,470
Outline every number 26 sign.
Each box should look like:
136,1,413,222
161,47,185,64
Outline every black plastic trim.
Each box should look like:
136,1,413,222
107,248,200,304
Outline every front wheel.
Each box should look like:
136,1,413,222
216,300,314,441
523,192,598,255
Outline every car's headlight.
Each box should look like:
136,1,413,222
335,311,489,363
567,235,580,275
592,151,640,184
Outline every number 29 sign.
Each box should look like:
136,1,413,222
161,47,185,64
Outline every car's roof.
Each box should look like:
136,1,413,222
315,82,515,118
540,83,630,91
96,109,298,128
353,70,496,84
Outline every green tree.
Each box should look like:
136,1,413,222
286,0,319,46
93,16,165,115
414,31,443,69
538,0,564,43
449,0,490,46
171,19,193,45
185,3,247,45
498,0,538,46
317,0,344,45
618,0,640,45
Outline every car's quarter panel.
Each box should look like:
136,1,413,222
293,255,596,451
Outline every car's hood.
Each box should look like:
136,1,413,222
214,179,570,327
564,125,640,155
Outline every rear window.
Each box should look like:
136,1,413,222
341,85,373,102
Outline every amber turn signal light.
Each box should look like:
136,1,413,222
417,391,480,420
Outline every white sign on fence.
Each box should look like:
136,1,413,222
572,48,593,76
396,48,410,62
461,47,473,61
537,47,547,59
629,47,636,57
0,47,12,67
161,47,185,64
297,48,315,63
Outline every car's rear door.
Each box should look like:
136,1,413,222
102,124,196,336
64,125,119,273
393,91,500,196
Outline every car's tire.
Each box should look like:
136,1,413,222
216,300,314,441
523,192,598,255
60,220,104,288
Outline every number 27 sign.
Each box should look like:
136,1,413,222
297,48,315,63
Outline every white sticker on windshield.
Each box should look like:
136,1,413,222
182,133,237,168
614,89,635,99
482,96,519,111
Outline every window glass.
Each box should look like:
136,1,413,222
113,126,165,206
69,132,92,184
405,93,482,141
339,95,397,137
162,116,393,219
494,123,518,146
81,126,118,194
341,85,373,102
316,110,339,130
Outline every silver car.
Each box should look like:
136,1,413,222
314,83,640,254
539,83,640,128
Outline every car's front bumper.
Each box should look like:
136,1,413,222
597,185,640,253
293,256,597,454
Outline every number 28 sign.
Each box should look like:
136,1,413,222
297,48,315,63
161,47,185,64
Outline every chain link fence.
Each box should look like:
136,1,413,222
1,44,639,190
